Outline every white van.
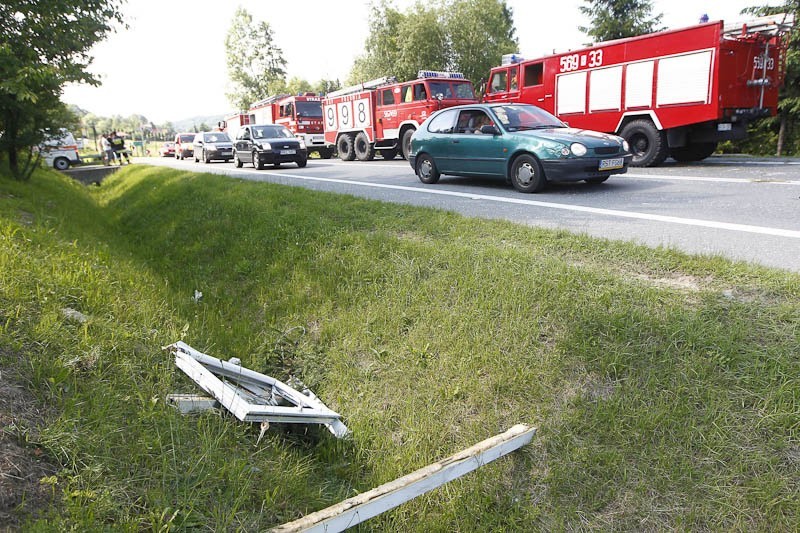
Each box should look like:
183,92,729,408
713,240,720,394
40,130,82,170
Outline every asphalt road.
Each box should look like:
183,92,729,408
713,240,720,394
139,154,800,273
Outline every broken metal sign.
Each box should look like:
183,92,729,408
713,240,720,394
165,341,350,439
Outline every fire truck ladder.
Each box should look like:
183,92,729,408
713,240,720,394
250,94,291,109
723,13,795,110
326,76,398,98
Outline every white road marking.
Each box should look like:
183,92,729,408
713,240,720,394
246,169,800,239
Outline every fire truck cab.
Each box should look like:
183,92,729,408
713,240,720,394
484,14,793,166
323,70,478,161
220,111,255,141
250,93,331,158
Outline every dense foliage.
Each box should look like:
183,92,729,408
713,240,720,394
0,0,125,180
578,0,664,41
349,0,517,85
224,8,288,111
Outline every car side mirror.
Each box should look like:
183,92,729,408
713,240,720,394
436,93,444,101
480,125,499,135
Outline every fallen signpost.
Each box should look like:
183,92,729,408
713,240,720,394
272,424,536,532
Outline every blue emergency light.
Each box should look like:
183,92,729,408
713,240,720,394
417,70,466,79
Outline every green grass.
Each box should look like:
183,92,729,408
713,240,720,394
1,164,799,530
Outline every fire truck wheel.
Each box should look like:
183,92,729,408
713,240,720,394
401,129,415,160
253,150,265,170
670,142,717,162
354,132,375,161
416,154,440,184
337,134,356,161
620,119,668,167
53,157,70,170
510,154,546,193
234,152,243,168
379,148,398,160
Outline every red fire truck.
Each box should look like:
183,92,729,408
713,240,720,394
250,93,331,158
483,14,793,166
220,111,254,139
322,71,478,161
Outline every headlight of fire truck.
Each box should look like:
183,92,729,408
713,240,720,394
570,143,587,157
258,142,272,150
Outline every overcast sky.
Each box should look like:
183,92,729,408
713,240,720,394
61,0,778,124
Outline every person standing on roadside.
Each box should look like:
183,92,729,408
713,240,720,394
101,133,115,165
111,131,131,165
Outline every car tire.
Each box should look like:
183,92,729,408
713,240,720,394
253,150,265,170
204,150,211,163
194,152,199,162
379,148,398,160
620,119,668,167
401,129,415,160
337,134,355,161
510,154,546,193
234,152,243,168
53,157,70,171
415,154,440,184
354,132,375,161
296,157,307,168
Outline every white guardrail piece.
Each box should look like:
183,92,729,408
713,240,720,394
165,341,350,438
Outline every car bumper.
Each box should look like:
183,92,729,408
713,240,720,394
541,155,632,181
408,154,417,170
206,148,233,160
258,148,308,164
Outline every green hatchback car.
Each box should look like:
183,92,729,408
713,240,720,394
409,103,632,193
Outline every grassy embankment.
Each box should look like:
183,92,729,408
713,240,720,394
1,165,798,530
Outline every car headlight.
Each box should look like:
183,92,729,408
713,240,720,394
622,139,630,152
570,143,587,156
259,142,272,150
298,140,306,150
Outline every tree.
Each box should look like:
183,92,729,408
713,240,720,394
0,0,125,180
224,8,287,110
579,0,663,42
443,0,517,86
348,0,516,85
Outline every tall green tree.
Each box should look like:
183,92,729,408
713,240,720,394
579,0,663,42
224,8,287,110
444,0,517,85
0,0,125,180
348,0,516,86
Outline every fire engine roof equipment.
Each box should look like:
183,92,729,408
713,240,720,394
326,76,398,98
417,70,466,79
165,341,350,439
722,13,794,38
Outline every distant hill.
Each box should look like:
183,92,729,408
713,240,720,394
172,114,227,132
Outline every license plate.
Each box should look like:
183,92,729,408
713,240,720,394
599,157,623,170
280,149,296,155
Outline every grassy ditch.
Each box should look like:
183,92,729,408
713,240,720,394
1,165,799,530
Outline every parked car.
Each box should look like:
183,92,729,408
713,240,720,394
409,103,631,193
174,133,195,160
159,141,176,157
233,124,307,169
193,131,233,163
40,130,81,170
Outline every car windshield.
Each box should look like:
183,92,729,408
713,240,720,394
491,105,565,131
252,126,293,139
295,101,322,118
203,133,230,142
428,81,475,100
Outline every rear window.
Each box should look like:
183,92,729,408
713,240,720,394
203,133,230,142
179,134,194,142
